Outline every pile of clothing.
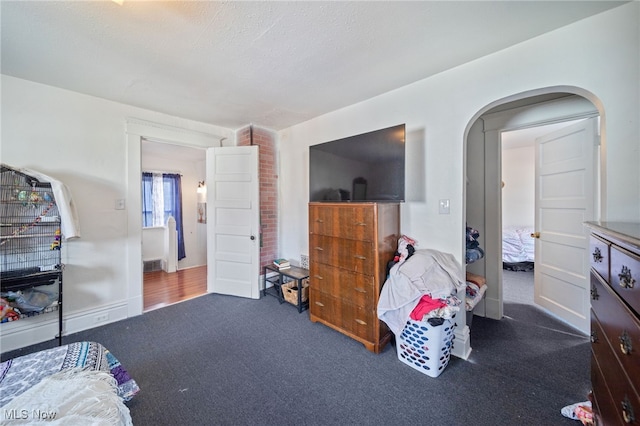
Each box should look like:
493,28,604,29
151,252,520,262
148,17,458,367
465,271,487,312
0,298,20,322
561,400,593,424
377,241,465,336
466,225,485,264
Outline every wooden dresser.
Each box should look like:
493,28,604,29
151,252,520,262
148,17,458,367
586,221,640,425
308,202,400,353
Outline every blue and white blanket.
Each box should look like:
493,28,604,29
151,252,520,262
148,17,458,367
0,341,139,408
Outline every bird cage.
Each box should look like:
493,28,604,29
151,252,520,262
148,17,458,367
0,165,63,341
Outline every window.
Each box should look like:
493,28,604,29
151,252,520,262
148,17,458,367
142,172,185,260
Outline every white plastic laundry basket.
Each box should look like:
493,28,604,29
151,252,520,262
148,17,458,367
395,315,456,378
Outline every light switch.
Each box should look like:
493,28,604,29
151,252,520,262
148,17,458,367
439,199,450,214
115,199,126,210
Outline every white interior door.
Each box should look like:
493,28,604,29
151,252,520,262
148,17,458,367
533,117,598,333
206,146,260,299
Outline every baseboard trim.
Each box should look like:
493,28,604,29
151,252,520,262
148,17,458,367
484,295,502,320
1,302,129,353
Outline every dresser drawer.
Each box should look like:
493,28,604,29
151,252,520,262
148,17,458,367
309,289,376,342
590,235,610,282
591,317,640,425
309,287,334,324
590,273,640,386
309,204,375,241
338,304,376,342
590,349,623,426
610,244,640,314
308,261,375,308
309,234,374,274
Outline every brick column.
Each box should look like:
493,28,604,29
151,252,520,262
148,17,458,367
237,125,278,269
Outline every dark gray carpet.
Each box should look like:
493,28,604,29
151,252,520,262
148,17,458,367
2,294,590,426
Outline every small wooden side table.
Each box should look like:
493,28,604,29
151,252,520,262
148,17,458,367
263,264,309,313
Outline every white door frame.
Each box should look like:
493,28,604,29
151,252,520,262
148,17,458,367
472,95,600,322
125,118,226,317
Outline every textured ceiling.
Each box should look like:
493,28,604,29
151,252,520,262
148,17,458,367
0,1,625,131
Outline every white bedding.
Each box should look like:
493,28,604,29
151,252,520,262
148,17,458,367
502,226,535,263
1,369,132,425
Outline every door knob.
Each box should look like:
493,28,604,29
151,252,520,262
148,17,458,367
531,232,540,238
250,235,255,240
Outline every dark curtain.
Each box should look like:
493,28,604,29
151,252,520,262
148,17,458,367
164,173,186,261
141,172,186,261
141,172,153,227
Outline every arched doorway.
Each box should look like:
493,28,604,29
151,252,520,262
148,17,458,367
464,89,602,334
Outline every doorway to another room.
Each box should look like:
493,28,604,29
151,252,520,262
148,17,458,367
141,140,208,312
465,91,600,334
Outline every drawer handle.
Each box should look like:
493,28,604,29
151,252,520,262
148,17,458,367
314,246,324,252
313,275,323,280
592,247,603,263
619,330,633,355
354,287,367,293
618,265,636,289
354,222,367,227
353,255,367,260
590,284,599,301
355,319,367,325
315,219,324,223
314,301,325,307
590,330,598,343
622,396,635,424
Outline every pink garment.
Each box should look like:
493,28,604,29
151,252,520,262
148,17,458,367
409,295,448,321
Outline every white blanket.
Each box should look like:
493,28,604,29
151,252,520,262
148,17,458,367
502,226,534,263
377,249,465,336
1,369,132,425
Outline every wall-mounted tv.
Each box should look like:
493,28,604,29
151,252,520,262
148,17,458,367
309,124,405,202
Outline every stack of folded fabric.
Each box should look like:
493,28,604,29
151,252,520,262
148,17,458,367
465,271,487,312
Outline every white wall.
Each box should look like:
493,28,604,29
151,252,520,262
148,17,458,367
278,4,640,357
501,145,535,229
1,76,233,351
279,1,639,263
142,227,165,261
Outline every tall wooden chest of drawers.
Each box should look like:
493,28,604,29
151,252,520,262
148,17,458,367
308,202,400,353
586,222,640,425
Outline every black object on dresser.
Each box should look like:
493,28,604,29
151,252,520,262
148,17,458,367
586,221,640,425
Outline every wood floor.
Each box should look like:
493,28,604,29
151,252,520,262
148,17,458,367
143,265,207,312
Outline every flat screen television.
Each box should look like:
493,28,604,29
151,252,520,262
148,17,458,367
309,124,405,202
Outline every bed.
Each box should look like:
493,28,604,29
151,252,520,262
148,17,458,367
502,226,535,271
1,341,139,424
